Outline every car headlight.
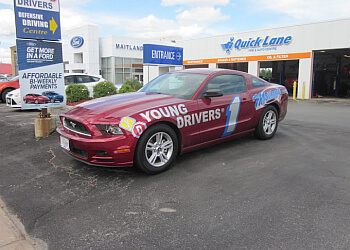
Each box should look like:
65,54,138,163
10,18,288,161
95,124,123,135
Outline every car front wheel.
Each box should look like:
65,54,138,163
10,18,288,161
255,105,279,140
135,124,178,174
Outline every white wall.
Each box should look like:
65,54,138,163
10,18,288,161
63,24,100,75
298,58,312,99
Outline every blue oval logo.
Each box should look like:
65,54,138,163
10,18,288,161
70,36,84,48
26,42,36,47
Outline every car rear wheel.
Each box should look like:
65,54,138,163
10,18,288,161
50,98,55,103
255,105,279,140
35,100,39,104
135,124,178,174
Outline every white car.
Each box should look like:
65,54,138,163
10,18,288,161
6,88,21,108
6,74,108,109
64,73,107,97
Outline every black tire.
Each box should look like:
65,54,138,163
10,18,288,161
135,124,178,174
255,105,279,140
50,98,55,103
1,88,14,103
35,99,39,104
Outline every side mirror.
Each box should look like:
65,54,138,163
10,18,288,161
203,89,223,98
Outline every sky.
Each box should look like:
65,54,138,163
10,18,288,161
0,0,350,64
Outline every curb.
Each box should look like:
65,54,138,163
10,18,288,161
0,198,47,250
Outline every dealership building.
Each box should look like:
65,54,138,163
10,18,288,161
61,18,350,99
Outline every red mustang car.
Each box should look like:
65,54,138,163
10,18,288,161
57,69,288,174
23,93,50,104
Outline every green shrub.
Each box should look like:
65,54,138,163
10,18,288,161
119,84,136,94
118,79,143,94
66,84,89,102
93,81,117,98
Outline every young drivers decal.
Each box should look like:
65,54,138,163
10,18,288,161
120,116,147,138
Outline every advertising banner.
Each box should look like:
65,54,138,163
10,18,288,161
143,44,183,66
14,0,61,41
16,39,65,109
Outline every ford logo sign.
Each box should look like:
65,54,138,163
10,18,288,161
70,36,84,48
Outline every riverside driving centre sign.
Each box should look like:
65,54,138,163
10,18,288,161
14,0,61,41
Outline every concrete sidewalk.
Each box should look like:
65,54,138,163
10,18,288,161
0,199,45,250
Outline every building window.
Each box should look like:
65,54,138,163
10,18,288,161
74,53,83,64
101,57,112,82
114,57,143,85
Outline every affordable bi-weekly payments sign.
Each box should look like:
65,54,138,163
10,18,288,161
16,39,65,109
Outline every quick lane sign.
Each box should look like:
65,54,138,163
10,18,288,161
143,44,183,66
14,0,61,41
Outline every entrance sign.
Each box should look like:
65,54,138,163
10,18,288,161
143,44,183,66
14,0,61,41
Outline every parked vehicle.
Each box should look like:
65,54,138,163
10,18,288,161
57,69,288,174
64,73,107,97
23,93,50,104
5,88,21,108
42,91,64,103
0,76,19,102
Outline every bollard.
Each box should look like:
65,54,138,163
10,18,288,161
34,117,55,138
34,108,55,138
302,81,305,100
293,81,297,100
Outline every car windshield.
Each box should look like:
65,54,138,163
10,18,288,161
139,72,208,100
10,76,19,81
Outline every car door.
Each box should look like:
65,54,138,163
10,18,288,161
196,73,255,144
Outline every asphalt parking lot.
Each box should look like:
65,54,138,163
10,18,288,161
1,99,350,249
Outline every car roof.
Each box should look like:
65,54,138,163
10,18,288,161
172,68,252,77
64,73,103,78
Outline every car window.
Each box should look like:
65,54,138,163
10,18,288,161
140,72,208,100
91,77,100,82
65,76,75,85
206,74,246,95
252,77,266,88
75,75,92,84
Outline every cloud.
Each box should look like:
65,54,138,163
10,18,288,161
123,14,204,40
0,0,12,5
0,9,15,36
161,0,230,6
60,7,89,32
250,0,350,21
0,48,12,63
176,7,230,25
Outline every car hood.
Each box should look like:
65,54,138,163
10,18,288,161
62,92,188,123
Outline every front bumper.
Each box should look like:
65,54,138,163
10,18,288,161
56,125,135,167
6,96,21,108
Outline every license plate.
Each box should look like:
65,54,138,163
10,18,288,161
60,136,70,151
